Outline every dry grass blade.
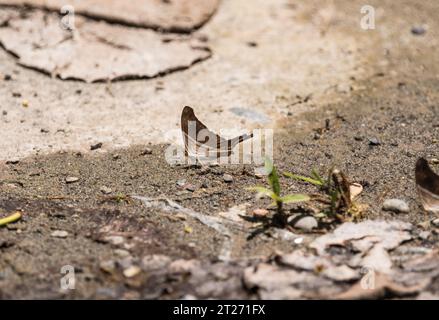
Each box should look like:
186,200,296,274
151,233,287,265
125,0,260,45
0,211,22,226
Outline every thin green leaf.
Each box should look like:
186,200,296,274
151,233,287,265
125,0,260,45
281,194,311,204
283,172,323,186
311,168,325,184
265,157,281,197
246,186,279,201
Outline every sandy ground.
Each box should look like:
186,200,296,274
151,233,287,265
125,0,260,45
1,0,439,299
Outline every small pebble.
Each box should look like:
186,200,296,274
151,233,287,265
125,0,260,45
431,158,439,165
51,230,69,238
141,255,171,271
104,235,125,245
223,174,233,183
65,176,79,184
176,179,186,187
382,199,410,213
411,26,426,36
253,208,269,217
100,260,116,273
419,231,431,241
431,219,439,227
100,186,112,194
114,249,131,258
294,216,318,231
123,266,141,278
185,184,196,192
368,137,381,146
140,148,153,155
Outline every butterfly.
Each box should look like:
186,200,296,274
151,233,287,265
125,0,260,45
181,106,253,162
415,158,439,213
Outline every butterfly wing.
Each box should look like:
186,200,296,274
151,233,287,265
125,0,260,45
181,106,254,160
415,158,439,213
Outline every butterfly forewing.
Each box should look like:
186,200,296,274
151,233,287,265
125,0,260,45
415,158,439,213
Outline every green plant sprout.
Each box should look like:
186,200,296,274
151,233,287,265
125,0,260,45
247,158,310,226
284,168,361,220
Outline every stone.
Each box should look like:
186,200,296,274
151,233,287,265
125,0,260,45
65,176,79,184
294,216,318,231
411,26,426,35
100,186,112,194
141,255,171,271
104,235,125,245
100,260,116,273
114,249,131,258
253,208,269,217
382,199,410,213
223,174,233,183
368,137,381,146
51,230,69,238
141,148,153,155
123,266,141,278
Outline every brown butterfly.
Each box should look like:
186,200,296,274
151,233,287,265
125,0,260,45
415,158,439,213
181,106,253,161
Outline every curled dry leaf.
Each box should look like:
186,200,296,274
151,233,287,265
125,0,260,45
0,0,221,32
415,158,439,213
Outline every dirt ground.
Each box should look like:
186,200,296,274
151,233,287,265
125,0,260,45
1,0,439,299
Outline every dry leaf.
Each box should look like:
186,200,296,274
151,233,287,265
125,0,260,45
349,183,363,200
336,273,426,300
310,220,412,256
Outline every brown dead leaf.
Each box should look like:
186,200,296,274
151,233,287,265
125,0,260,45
310,220,412,256
336,273,426,300
243,263,334,299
